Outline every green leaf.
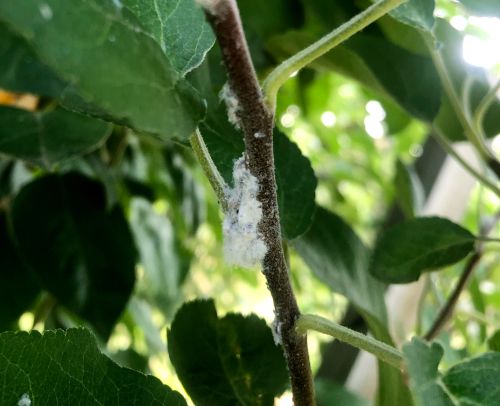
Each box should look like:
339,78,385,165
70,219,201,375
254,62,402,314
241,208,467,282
121,0,214,75
315,379,369,406
10,172,137,338
394,159,424,219
389,0,435,33
0,22,65,97
201,119,317,239
405,337,500,405
293,207,412,406
129,198,185,315
488,330,500,352
294,206,387,323
0,328,187,405
0,0,205,140
0,212,40,331
458,0,500,17
402,337,454,406
370,217,476,283
168,299,289,405
443,352,500,405
0,106,111,167
267,31,441,121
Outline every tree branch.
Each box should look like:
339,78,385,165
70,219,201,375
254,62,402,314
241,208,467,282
201,1,315,404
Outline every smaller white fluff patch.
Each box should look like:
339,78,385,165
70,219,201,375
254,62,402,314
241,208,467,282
18,394,31,406
220,83,241,129
223,156,267,268
195,0,221,14
272,319,282,346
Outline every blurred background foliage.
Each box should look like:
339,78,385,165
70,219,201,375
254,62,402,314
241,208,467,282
0,0,499,404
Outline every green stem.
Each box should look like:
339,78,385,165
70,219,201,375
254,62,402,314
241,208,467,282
296,314,403,370
432,127,500,198
424,35,494,162
189,129,228,211
262,0,405,111
475,236,500,244
473,77,500,136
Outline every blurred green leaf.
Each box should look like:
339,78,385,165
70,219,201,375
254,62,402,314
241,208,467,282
389,0,435,33
0,328,187,405
0,212,40,331
488,330,500,352
130,198,186,315
315,379,369,406
370,217,476,283
168,299,289,406
433,19,500,140
294,206,387,323
458,0,500,17
10,172,137,338
394,159,425,219
294,206,412,406
0,106,111,167
0,0,205,140
403,337,454,406
121,0,214,75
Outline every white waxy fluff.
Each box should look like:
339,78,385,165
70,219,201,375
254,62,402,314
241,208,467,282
219,83,241,129
223,156,267,268
272,319,282,346
18,394,31,406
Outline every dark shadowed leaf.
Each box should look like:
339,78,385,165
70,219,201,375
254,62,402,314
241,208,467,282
168,299,288,405
121,0,214,75
315,379,369,406
0,213,40,331
0,22,65,97
370,217,475,283
0,328,187,405
0,106,111,167
10,172,137,338
0,0,205,140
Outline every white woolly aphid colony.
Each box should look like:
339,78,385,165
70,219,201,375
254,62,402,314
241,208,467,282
223,156,267,268
220,83,241,129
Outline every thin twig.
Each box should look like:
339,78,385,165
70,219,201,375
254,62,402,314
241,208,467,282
424,212,500,341
296,314,404,370
423,252,481,341
201,1,315,404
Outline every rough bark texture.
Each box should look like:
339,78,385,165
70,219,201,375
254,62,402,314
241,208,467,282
205,1,315,404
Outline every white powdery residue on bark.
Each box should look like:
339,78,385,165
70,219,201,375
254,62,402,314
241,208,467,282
223,155,267,268
254,132,266,139
272,318,282,346
219,82,241,129
195,0,221,14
